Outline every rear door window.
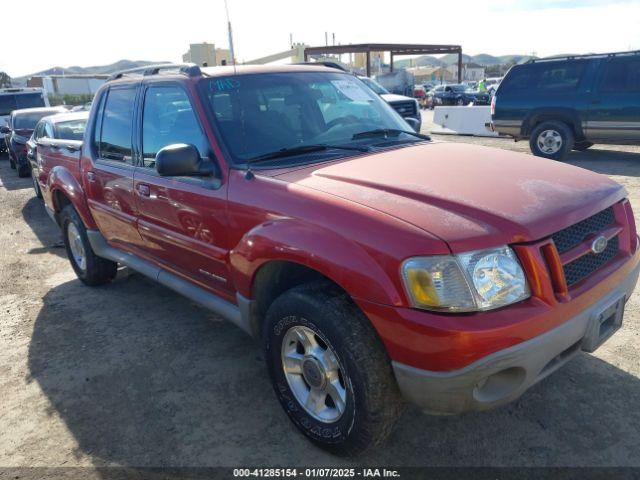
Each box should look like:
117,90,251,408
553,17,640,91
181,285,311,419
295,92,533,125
98,87,136,164
55,119,87,140
600,57,640,93
15,93,46,109
535,61,586,91
500,61,588,94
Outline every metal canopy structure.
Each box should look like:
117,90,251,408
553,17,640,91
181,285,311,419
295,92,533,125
303,43,463,81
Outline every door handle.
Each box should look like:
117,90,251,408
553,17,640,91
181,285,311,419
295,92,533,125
86,171,96,182
137,183,151,196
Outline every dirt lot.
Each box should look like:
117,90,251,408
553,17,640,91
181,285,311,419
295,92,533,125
1,116,640,469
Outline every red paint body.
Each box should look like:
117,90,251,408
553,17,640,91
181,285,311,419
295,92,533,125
42,66,640,373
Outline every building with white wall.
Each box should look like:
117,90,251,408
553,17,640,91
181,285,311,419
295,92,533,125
27,75,108,96
182,43,231,66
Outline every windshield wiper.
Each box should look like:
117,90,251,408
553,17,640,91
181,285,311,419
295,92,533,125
352,129,430,141
246,144,369,165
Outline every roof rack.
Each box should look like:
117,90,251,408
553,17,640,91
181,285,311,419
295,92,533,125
527,50,640,64
106,63,202,82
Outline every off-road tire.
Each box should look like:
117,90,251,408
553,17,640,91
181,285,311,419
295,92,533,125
529,120,574,161
263,281,403,456
573,141,593,151
60,205,118,286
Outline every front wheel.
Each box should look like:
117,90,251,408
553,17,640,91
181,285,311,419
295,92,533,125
529,121,574,161
264,282,403,456
60,205,118,286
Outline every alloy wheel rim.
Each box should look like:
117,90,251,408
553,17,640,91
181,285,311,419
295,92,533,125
537,129,563,154
281,325,347,423
67,223,87,271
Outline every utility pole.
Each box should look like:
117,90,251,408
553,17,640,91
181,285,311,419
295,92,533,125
224,0,236,67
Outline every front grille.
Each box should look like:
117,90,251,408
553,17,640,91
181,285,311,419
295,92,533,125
552,207,615,254
563,236,619,287
391,101,417,117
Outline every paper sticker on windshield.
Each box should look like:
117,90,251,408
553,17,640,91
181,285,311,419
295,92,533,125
331,80,373,102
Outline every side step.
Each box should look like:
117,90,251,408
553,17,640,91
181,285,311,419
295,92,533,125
86,230,252,335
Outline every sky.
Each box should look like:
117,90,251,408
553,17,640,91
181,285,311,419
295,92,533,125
2,0,640,77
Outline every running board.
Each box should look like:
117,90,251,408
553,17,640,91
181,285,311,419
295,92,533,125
86,230,252,335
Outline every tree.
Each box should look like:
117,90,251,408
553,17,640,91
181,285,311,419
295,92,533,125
0,72,11,88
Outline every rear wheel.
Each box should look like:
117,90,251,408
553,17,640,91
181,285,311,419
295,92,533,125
263,282,403,456
60,205,118,286
529,121,574,161
573,141,593,151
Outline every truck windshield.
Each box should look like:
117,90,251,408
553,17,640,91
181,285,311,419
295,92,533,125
14,112,52,130
0,93,46,116
56,119,87,140
360,77,389,95
200,72,415,164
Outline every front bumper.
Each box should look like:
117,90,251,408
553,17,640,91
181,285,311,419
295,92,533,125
392,260,640,414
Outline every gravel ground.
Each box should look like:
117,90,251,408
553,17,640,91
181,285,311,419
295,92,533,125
1,115,640,469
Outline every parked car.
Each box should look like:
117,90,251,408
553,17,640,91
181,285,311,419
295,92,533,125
1,87,49,155
1,107,67,177
432,84,490,106
413,85,428,109
359,76,422,131
27,111,88,199
490,50,640,160
43,63,639,455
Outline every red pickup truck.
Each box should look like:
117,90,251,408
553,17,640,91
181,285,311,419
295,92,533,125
41,64,640,455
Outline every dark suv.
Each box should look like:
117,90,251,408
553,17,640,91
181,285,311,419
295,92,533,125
490,50,640,160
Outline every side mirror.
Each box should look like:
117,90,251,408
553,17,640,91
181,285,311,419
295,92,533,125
155,143,214,177
0,126,10,135
404,117,421,133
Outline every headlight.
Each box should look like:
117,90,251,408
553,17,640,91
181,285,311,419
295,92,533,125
401,246,529,312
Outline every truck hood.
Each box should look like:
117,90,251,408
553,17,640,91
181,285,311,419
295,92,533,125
273,142,625,252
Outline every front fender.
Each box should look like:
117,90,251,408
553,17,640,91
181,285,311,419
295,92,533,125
48,166,97,229
230,219,404,306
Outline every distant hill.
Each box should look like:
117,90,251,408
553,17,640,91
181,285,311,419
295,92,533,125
395,53,536,68
12,59,169,85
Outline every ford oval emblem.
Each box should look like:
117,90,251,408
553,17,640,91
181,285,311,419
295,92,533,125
591,236,608,254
